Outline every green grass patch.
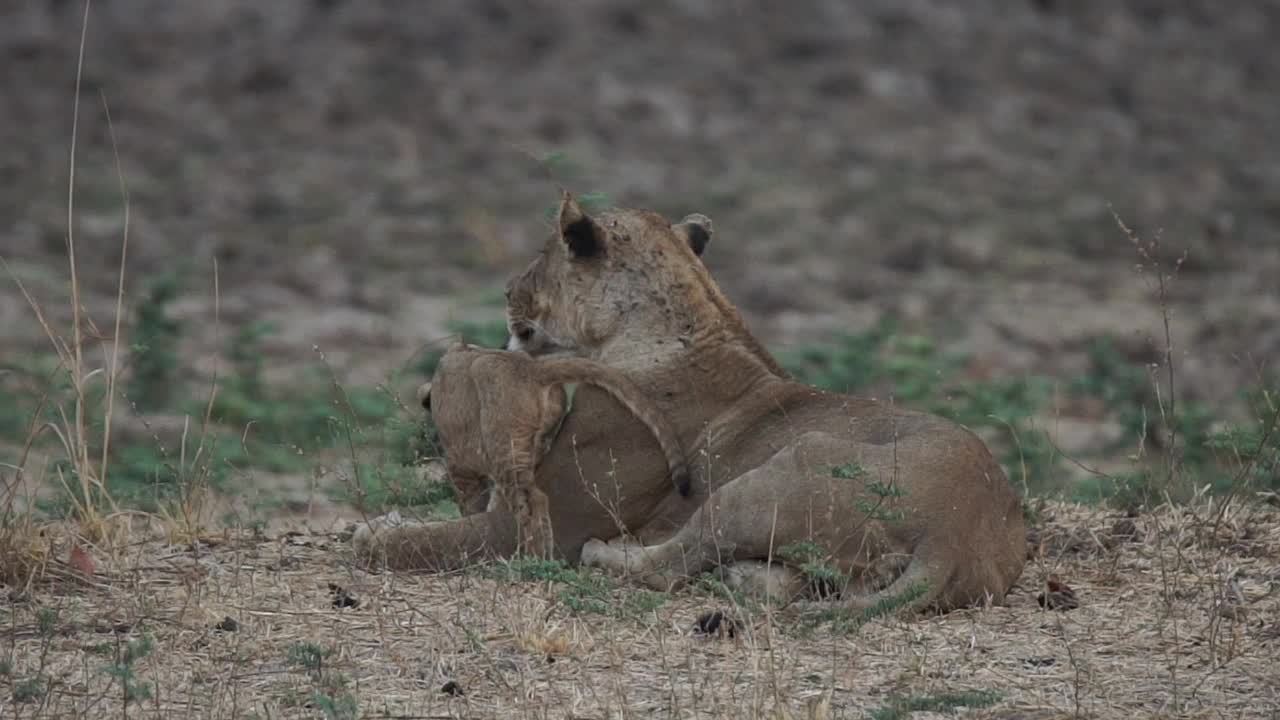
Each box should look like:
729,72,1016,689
488,558,617,615
869,689,1002,720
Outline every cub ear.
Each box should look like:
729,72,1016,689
673,213,713,256
557,191,602,259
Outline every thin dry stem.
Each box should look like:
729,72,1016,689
97,89,130,498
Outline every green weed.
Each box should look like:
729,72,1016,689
869,689,1002,720
104,634,155,705
830,461,868,480
777,541,844,591
12,677,44,704
806,581,930,636
332,461,457,517
286,642,332,678
127,273,183,412
490,558,614,615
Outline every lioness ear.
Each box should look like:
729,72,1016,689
558,191,602,259
416,382,432,411
673,213,713,256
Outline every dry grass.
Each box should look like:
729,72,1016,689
2,501,1277,718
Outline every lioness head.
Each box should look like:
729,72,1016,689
505,192,715,359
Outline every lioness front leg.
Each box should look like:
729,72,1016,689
354,510,519,571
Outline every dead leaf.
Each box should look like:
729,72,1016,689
68,543,96,577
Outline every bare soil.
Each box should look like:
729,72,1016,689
2,1,1277,406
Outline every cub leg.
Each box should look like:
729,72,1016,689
498,468,556,559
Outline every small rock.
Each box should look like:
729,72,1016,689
328,583,360,609
1110,518,1138,539
694,610,737,638
1037,576,1080,611
214,616,239,633
440,680,464,697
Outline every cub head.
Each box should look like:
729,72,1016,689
505,192,715,358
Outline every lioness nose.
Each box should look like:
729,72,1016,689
416,382,432,411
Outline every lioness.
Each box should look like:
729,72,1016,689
356,194,1025,614
416,341,691,558
510,194,1026,611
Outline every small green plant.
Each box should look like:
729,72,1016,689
622,590,670,615
332,461,457,517
127,273,183,412
228,320,273,400
808,581,930,635
311,689,359,720
1206,417,1280,493
12,677,44,704
1071,336,1151,450
1071,471,1149,512
105,634,155,704
287,642,333,679
285,642,355,718
779,317,898,394
830,461,868,480
855,480,908,523
0,365,38,439
389,413,440,468
693,574,754,612
777,541,844,592
35,607,58,637
491,558,614,615
869,689,1002,720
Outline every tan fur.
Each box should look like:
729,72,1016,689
355,194,1026,614
405,342,691,559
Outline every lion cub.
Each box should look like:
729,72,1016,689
419,342,691,558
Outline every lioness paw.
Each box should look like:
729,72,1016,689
351,510,406,560
579,538,612,568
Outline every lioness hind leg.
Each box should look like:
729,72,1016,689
581,444,809,589
353,510,519,571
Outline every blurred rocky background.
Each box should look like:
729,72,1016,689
2,1,1278,514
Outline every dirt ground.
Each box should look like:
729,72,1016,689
2,1,1278,404
4,502,1278,718
3,4,1280,717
